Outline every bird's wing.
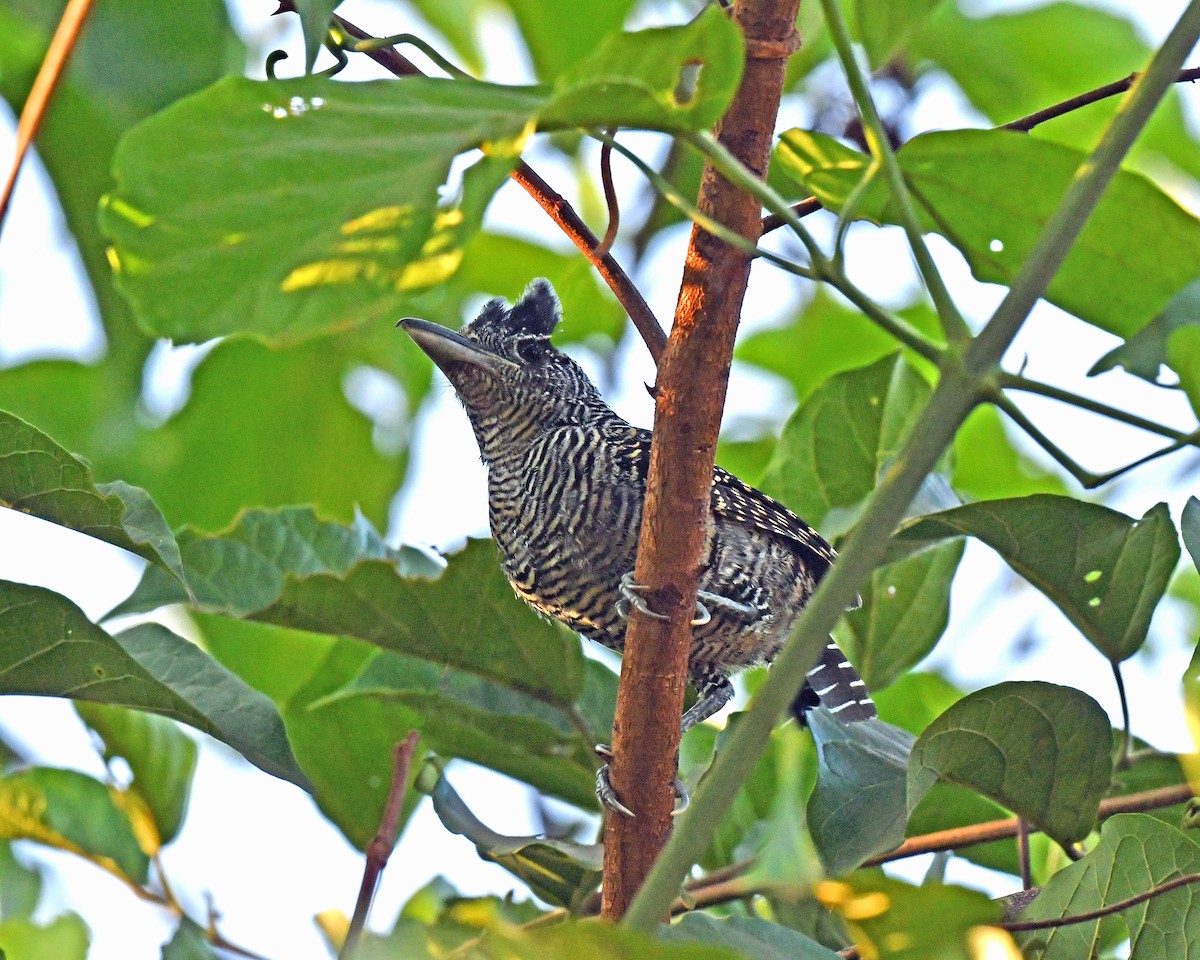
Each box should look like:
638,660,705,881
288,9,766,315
711,466,838,569
610,423,838,569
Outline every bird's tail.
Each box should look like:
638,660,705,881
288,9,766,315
791,638,876,726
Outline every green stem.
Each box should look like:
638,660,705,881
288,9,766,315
622,0,1200,928
599,133,815,280
680,130,944,361
998,372,1195,441
817,0,971,345
989,390,1103,487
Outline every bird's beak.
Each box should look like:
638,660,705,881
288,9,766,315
398,318,517,376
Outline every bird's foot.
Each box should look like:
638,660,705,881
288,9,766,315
696,589,764,620
617,573,712,626
594,744,689,818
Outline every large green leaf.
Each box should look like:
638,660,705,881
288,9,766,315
504,0,637,81
908,681,1113,847
857,0,947,68
761,354,932,531
116,514,585,708
0,411,185,586
951,404,1066,501
806,711,914,875
328,651,615,809
835,540,963,689
102,11,741,345
896,496,1179,663
0,767,148,884
776,128,1200,339
74,703,197,848
1017,814,1200,959
910,2,1200,182
0,582,307,788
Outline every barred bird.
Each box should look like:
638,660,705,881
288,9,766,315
400,279,876,814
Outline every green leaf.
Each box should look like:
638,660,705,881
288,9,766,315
471,919,741,960
835,540,963,689
819,876,1002,960
761,354,932,531
807,711,915,876
323,649,612,809
776,128,1200,339
897,497,1180,663
1185,498,1200,576
664,913,841,960
1017,814,1200,959
1170,327,1200,423
161,918,218,960
292,0,341,73
101,75,534,343
0,840,42,919
1090,279,1200,383
425,769,602,910
197,616,422,850
0,410,186,587
909,2,1200,183
505,0,636,81
857,0,947,69
0,767,148,884
908,681,1113,847
74,703,197,847
103,13,740,345
871,671,962,735
113,622,311,789
117,516,585,709
542,7,743,132
0,582,308,789
0,912,89,960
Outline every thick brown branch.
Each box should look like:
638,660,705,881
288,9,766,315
759,65,1200,237
600,0,800,920
321,12,668,361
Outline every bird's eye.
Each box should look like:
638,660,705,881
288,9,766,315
516,339,549,363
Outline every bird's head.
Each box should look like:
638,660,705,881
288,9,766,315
400,279,608,459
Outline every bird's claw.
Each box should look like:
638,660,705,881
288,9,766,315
617,573,712,626
595,744,689,818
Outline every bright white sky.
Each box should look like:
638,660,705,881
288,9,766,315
0,1,1198,958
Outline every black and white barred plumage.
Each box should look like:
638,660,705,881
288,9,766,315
401,279,875,733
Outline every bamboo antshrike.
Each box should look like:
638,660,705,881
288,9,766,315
401,280,876,813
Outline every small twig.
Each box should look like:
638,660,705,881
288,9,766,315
1113,661,1133,769
989,390,1103,487
1002,67,1200,132
863,784,1194,867
999,872,1200,932
340,732,420,960
593,130,621,259
0,0,97,234
998,372,1195,441
1016,818,1032,891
